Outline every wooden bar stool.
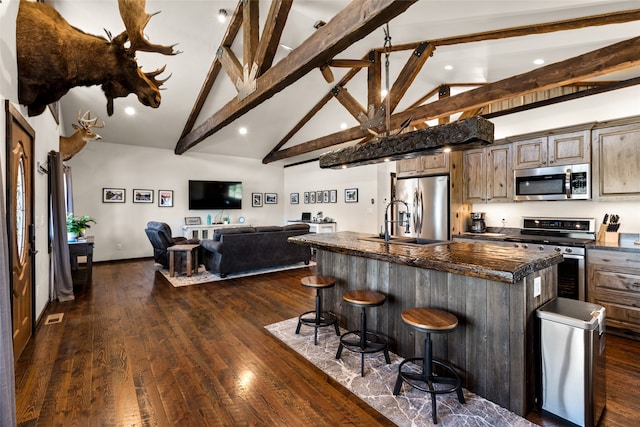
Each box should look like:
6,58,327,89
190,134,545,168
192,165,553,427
393,307,465,424
295,275,340,345
336,290,391,376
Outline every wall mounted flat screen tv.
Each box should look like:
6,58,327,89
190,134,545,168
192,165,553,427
188,180,243,210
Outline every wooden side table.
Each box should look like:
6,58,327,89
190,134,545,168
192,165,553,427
68,236,94,287
167,244,200,277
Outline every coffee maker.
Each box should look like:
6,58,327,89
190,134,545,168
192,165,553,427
470,212,487,233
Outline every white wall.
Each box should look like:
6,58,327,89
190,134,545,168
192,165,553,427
475,201,640,233
1,0,61,318
283,160,396,234
67,142,285,261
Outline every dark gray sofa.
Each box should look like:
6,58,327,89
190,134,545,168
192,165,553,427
200,224,311,277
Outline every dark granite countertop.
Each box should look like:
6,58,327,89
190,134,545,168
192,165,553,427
289,231,562,284
587,233,640,253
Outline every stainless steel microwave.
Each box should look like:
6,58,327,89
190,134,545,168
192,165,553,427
514,163,590,201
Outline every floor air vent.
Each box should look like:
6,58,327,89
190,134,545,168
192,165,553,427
44,313,64,325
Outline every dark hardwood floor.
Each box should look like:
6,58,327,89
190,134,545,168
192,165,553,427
14,259,640,426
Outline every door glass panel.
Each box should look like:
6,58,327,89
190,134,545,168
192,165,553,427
16,157,26,259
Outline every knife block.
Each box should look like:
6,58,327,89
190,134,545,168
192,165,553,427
597,224,619,243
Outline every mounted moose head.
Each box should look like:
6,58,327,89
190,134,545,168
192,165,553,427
60,110,105,161
16,0,179,117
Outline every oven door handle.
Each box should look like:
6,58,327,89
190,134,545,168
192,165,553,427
562,253,584,260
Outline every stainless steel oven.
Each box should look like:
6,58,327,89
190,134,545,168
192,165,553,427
514,163,590,201
504,217,595,301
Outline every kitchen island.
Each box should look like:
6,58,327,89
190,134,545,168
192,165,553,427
289,231,563,416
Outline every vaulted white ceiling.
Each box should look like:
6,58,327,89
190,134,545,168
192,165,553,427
48,0,640,165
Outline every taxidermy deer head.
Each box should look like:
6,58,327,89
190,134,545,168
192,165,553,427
16,0,180,117
60,110,105,161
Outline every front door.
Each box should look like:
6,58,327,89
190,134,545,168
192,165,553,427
6,102,36,361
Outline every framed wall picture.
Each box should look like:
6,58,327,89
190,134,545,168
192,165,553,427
185,216,201,225
158,190,173,207
304,192,309,204
265,193,278,204
329,189,337,203
309,191,316,203
323,190,329,203
102,188,125,203
133,189,153,203
290,193,299,204
252,192,263,207
345,188,358,203
316,190,323,204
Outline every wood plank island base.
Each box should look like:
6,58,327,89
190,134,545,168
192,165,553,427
289,231,563,417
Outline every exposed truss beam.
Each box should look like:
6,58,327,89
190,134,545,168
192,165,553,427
179,2,243,139
175,0,418,154
263,35,640,162
254,0,293,76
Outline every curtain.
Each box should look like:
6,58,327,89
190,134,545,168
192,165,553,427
64,164,73,215
49,151,74,301
0,148,17,426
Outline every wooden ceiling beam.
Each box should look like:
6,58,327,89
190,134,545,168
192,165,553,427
263,35,640,162
377,9,640,53
218,47,244,90
179,2,243,139
254,0,293,77
385,42,435,113
243,0,259,68
262,66,363,162
176,0,418,154
332,86,368,123
367,50,382,111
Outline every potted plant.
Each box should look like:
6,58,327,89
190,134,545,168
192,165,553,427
66,214,96,241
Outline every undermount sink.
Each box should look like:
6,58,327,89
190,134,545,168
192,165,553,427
359,235,448,246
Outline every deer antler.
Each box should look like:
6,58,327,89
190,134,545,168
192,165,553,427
78,110,105,129
117,0,181,55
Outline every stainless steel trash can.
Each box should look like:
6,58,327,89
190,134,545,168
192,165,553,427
536,297,606,427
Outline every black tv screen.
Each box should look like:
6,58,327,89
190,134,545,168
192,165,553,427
188,180,243,210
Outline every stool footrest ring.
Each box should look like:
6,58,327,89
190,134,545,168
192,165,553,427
395,357,463,396
338,331,388,354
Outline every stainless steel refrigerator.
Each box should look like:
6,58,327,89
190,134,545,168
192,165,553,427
393,175,449,241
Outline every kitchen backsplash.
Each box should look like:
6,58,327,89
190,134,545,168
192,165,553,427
473,200,640,233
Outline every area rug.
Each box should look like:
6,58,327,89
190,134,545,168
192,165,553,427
265,317,537,427
158,261,315,287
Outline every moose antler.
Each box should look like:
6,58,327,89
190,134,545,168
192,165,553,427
117,0,181,55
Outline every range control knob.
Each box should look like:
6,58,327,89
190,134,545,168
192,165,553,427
538,245,545,251
513,243,520,248
522,243,529,249
565,247,573,254
554,247,561,252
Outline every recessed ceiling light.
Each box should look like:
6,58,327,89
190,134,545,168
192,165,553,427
533,58,545,65
381,89,388,97
218,9,228,23
238,127,248,135
124,106,135,116
340,122,347,129
444,65,453,70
